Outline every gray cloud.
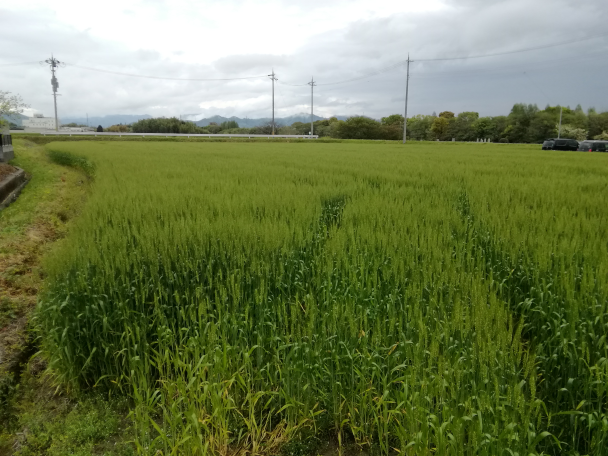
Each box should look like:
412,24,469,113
1,0,607,122
213,54,291,74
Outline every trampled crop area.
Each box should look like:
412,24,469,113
37,141,607,455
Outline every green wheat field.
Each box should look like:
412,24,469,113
37,141,608,455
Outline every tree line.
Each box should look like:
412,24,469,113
103,104,608,142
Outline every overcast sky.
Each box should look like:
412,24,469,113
2,0,607,121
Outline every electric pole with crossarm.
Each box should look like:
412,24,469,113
308,76,316,136
44,55,63,132
403,54,412,144
269,70,278,135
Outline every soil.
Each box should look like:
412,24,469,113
0,222,58,375
0,164,17,182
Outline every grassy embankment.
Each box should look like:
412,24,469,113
0,139,133,456
33,140,608,455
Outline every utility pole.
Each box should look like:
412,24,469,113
308,76,316,136
86,113,88,127
558,106,563,138
269,70,277,135
44,55,62,132
402,54,412,144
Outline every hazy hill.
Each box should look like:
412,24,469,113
49,113,353,128
59,114,152,128
191,113,349,127
1,113,28,126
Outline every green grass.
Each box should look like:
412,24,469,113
10,387,133,456
0,139,90,338
0,140,86,238
35,141,608,455
46,148,96,178
0,139,135,455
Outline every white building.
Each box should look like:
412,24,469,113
23,114,57,131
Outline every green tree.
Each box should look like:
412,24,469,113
472,117,495,140
507,103,539,142
563,107,588,130
593,131,608,140
106,124,130,132
450,111,479,141
492,116,509,141
559,124,588,141
131,117,206,134
431,116,451,141
588,111,608,138
332,117,381,139
528,111,558,143
314,125,331,137
290,122,309,135
0,91,28,120
381,114,404,126
329,120,344,138
220,120,239,130
250,122,280,135
277,125,297,135
61,122,88,128
406,115,434,141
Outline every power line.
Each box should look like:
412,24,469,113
66,64,268,81
312,32,608,86
317,61,406,86
522,71,552,104
5,31,605,86
7,31,606,129
416,32,608,62
407,57,608,83
277,81,308,87
0,61,40,66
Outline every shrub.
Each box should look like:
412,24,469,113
46,149,95,178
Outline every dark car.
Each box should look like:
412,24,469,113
541,139,554,150
542,138,579,151
577,140,608,152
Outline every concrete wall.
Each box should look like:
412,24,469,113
1,129,15,162
23,116,57,130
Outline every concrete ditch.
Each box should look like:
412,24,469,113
0,167,29,211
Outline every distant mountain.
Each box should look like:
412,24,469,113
52,113,356,129
192,113,350,128
1,113,28,126
60,114,152,128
